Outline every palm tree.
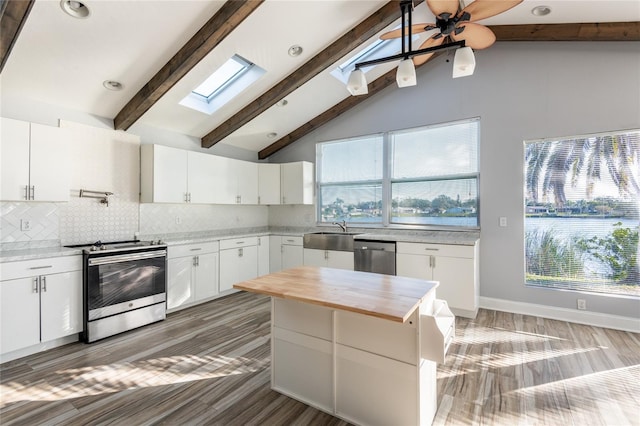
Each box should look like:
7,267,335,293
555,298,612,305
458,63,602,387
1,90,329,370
526,131,640,205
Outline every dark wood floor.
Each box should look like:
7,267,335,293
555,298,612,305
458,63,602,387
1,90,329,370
1,292,639,425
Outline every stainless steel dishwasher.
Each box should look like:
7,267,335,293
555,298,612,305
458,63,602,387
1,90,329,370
354,239,396,275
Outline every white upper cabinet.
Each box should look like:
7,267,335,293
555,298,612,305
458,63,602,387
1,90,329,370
140,144,188,203
1,117,70,202
188,151,219,204
281,161,314,205
235,160,258,205
258,163,281,205
209,155,236,204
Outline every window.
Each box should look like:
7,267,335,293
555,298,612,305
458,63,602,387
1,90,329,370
316,118,480,228
524,129,639,297
180,54,265,115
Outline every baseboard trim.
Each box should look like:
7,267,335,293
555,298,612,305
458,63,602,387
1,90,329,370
479,297,640,333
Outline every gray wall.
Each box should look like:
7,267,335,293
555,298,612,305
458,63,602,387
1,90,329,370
270,41,640,318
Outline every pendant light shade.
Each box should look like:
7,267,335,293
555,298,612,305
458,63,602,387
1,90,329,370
347,68,368,96
396,58,417,88
452,47,476,78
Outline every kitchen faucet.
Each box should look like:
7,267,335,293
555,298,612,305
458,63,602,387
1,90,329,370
332,220,347,233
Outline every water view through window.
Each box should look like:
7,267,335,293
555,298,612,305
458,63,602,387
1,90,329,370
524,129,639,297
316,118,479,228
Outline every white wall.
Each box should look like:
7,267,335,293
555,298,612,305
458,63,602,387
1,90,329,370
268,41,640,319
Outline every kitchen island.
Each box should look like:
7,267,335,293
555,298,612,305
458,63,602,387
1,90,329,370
234,266,455,426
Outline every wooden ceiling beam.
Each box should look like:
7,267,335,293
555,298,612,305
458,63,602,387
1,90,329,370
113,0,264,131
259,21,639,158
202,0,422,149
0,0,35,73
488,22,640,41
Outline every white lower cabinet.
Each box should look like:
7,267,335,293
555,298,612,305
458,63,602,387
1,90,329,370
269,235,303,273
219,237,258,292
257,236,270,276
396,241,479,318
303,248,353,270
167,242,219,311
0,256,82,356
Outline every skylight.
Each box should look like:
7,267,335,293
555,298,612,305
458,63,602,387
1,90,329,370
181,54,265,115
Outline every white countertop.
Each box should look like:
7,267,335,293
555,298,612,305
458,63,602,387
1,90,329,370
1,229,479,262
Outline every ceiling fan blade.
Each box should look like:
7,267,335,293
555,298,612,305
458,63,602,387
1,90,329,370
461,0,523,22
412,36,445,66
451,22,496,49
427,0,460,19
380,24,433,40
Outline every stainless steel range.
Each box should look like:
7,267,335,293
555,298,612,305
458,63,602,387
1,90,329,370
66,240,167,343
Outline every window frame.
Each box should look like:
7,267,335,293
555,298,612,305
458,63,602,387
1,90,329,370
315,117,481,230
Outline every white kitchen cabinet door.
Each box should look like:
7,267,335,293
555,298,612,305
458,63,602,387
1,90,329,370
210,155,237,204
219,246,258,292
258,163,281,205
0,117,30,201
40,270,82,342
258,236,270,276
29,123,70,202
303,248,327,267
432,255,476,314
194,252,219,300
187,151,218,204
282,244,304,270
328,251,354,270
141,144,188,203
236,160,258,204
281,161,313,205
0,277,40,354
269,236,282,273
396,253,432,280
167,256,195,310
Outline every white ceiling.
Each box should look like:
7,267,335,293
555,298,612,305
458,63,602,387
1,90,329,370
1,0,638,154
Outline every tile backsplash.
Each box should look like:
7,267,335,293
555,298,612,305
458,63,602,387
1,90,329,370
0,202,59,245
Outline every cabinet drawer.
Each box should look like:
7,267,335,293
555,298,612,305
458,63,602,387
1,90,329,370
280,236,302,246
219,236,258,250
396,242,474,258
168,241,219,258
0,255,82,281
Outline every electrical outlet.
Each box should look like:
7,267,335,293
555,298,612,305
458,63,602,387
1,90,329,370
577,299,587,310
499,217,507,227
20,219,32,231
175,217,181,224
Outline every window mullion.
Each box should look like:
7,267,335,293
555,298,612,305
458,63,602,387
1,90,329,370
382,132,391,226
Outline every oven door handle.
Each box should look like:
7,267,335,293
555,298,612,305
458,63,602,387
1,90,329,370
88,250,167,266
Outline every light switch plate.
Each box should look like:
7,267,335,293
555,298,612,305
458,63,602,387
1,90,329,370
499,217,507,227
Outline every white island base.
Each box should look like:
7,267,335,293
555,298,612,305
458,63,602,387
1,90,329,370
235,266,455,426
271,296,453,426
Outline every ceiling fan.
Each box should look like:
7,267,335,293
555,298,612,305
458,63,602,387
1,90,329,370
380,0,523,66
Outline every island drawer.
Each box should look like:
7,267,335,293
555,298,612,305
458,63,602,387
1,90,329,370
336,310,418,365
273,298,332,341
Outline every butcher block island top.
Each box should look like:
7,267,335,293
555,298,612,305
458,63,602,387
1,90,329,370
233,266,438,323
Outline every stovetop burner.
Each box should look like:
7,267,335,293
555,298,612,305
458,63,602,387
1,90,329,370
65,239,166,254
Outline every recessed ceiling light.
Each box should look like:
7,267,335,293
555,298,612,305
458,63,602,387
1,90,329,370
288,45,303,57
60,0,90,18
103,80,123,91
276,99,288,107
267,132,278,139
531,5,551,16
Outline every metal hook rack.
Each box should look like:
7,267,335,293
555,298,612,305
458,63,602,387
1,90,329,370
79,189,114,206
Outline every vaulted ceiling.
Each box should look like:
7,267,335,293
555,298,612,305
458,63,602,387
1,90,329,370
1,0,638,159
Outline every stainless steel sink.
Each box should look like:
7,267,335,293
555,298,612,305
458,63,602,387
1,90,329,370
303,232,361,251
